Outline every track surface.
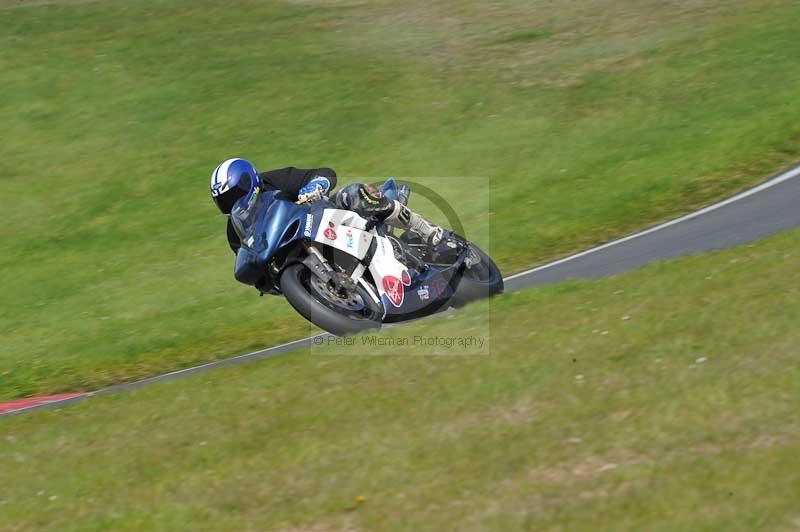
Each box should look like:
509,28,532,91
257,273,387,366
4,163,800,417
505,163,800,291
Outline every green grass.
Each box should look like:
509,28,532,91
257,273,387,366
3,0,800,398
3,227,800,530
490,29,554,45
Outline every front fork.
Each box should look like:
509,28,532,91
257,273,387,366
301,243,381,305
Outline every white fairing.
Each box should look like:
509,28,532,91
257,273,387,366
313,209,372,260
311,208,409,312
368,234,410,308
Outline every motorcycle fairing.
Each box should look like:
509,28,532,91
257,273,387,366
366,234,453,318
310,208,373,261
232,191,309,285
380,264,454,320
308,206,456,318
367,234,411,309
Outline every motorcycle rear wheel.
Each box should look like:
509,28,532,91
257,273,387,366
450,244,504,308
280,263,383,336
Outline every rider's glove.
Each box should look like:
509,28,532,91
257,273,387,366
298,177,331,203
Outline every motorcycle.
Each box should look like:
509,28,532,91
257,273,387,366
230,179,503,336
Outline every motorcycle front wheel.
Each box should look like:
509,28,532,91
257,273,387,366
280,264,383,336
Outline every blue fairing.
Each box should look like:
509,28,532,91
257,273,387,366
257,197,309,263
382,267,454,320
231,190,310,285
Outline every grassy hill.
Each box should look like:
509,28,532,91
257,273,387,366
3,227,799,530
3,0,800,398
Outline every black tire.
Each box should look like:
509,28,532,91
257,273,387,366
450,244,504,308
280,263,383,336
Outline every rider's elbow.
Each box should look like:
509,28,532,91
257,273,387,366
315,168,337,190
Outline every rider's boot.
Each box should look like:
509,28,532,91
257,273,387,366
384,201,444,246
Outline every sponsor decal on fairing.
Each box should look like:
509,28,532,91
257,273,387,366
382,275,405,307
417,285,430,301
381,268,412,308
323,222,337,240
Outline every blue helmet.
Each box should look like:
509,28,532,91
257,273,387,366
210,158,262,215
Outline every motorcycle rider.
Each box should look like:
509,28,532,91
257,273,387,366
209,158,444,255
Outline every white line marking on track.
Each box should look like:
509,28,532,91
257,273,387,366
504,163,800,281
97,336,323,389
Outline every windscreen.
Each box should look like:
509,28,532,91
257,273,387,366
230,188,271,250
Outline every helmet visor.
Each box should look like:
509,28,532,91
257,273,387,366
213,187,241,215
212,172,253,215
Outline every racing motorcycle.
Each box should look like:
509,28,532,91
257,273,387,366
231,179,503,335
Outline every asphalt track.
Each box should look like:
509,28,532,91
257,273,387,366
4,163,800,417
